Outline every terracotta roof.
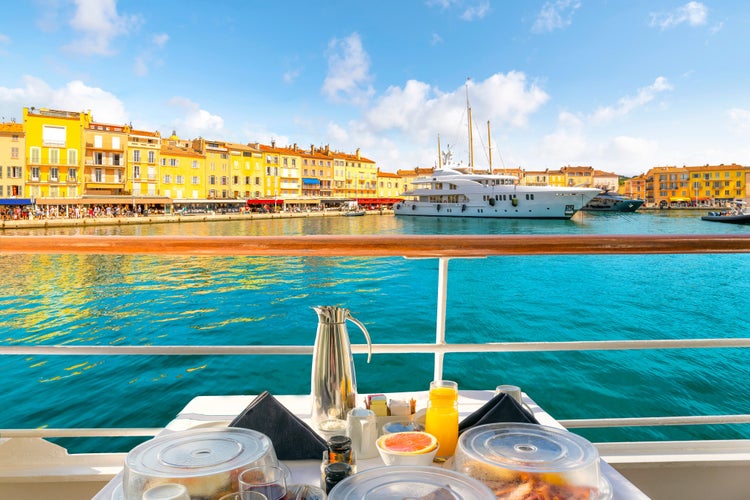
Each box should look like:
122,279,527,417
378,171,400,178
0,123,23,133
161,143,204,158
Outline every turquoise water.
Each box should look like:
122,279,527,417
1,211,749,453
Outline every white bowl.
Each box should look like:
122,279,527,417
376,432,438,466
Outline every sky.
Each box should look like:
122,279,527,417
1,0,749,177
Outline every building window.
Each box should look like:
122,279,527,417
209,175,216,185
94,135,103,148
169,158,178,167
50,167,59,181
42,125,66,146
31,167,40,180
148,151,155,163
49,148,60,165
192,160,199,169
113,153,121,166
95,168,103,182
68,168,77,181
176,175,184,184
133,150,141,162
94,152,104,165
192,176,199,185
133,165,140,178
11,147,19,159
164,174,172,184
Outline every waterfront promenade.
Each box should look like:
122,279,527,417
0,209,392,230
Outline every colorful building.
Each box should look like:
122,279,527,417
127,128,161,196
23,107,91,199
0,122,24,198
83,119,128,196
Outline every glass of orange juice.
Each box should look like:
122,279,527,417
424,380,458,458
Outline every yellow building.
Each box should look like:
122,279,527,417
376,170,403,199
300,145,333,201
521,169,551,186
225,142,263,199
560,165,594,187
23,107,91,199
127,128,161,196
257,142,282,201
160,134,206,200
83,120,128,196
333,148,377,199
686,163,747,205
0,122,24,198
396,167,433,194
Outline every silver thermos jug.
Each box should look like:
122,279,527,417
310,306,372,434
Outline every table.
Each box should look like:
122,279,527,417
94,390,649,499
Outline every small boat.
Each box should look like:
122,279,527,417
701,203,750,224
343,209,366,217
582,190,644,212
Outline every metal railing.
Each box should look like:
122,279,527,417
2,234,750,441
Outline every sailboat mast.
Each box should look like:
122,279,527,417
466,81,474,172
437,134,442,169
487,120,492,172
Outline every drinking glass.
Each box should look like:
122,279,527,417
218,492,267,500
239,465,287,500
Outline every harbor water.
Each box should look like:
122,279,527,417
1,210,749,453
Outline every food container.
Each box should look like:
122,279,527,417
123,428,278,499
454,423,611,500
327,465,496,499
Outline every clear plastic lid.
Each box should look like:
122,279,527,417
455,423,605,497
123,428,277,498
327,465,496,499
458,423,598,473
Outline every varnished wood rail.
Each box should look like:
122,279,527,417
2,234,750,257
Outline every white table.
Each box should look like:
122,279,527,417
94,390,649,499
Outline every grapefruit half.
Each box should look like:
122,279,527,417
377,431,438,455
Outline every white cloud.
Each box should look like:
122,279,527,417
168,97,224,136
0,76,127,123
728,108,750,134
283,69,300,84
152,33,169,47
650,2,708,30
64,0,142,55
591,77,673,123
0,33,9,44
532,0,582,34
322,33,374,105
431,33,443,45
134,33,169,77
460,0,491,21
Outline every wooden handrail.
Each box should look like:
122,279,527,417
2,234,750,257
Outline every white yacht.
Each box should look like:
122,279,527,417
394,167,600,219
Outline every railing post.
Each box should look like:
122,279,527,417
434,257,450,380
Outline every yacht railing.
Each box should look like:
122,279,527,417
2,234,750,441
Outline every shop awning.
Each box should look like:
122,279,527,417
302,178,320,185
669,197,691,202
0,198,33,206
246,199,283,205
36,196,172,205
356,197,404,204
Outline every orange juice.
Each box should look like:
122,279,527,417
424,381,458,458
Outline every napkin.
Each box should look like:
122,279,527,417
230,391,328,460
458,392,538,434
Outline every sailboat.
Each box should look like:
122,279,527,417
394,84,599,220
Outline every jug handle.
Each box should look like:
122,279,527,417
346,313,372,363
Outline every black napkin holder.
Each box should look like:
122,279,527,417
458,392,538,434
230,391,327,460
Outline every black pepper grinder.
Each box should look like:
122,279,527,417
324,461,352,494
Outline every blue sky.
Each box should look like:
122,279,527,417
1,1,748,176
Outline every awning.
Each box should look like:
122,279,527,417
669,197,691,202
36,196,172,205
356,197,404,204
0,198,33,206
302,178,320,185
246,199,283,205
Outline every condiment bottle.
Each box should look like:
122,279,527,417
424,379,459,458
327,435,353,465
324,461,352,494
